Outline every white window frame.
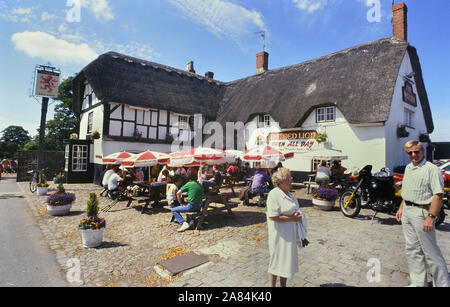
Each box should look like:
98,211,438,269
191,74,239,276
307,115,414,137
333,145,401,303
263,115,271,127
87,112,94,134
404,108,414,128
316,107,335,123
72,145,88,172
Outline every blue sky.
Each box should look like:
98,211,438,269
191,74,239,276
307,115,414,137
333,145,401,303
0,0,449,141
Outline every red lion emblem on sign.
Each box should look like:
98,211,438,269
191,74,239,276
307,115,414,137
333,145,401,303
39,75,58,94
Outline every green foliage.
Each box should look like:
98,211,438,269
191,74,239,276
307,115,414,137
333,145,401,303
86,193,99,218
37,170,49,187
57,183,66,194
0,126,30,158
38,170,47,185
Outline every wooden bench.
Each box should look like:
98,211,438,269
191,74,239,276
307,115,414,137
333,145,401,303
169,193,238,230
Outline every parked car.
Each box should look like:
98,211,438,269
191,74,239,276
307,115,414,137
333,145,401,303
439,161,450,187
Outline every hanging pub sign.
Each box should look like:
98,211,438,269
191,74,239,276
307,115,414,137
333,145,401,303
267,130,318,152
35,70,60,98
402,81,417,107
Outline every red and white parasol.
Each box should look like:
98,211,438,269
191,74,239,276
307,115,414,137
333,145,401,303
169,147,235,167
120,151,171,168
243,145,294,162
102,152,136,165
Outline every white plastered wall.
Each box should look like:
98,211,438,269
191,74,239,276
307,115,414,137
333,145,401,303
384,51,429,169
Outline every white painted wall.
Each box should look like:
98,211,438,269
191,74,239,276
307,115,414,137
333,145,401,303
385,52,429,169
290,108,387,173
79,83,103,141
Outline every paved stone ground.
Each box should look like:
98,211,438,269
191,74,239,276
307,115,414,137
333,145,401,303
16,179,450,287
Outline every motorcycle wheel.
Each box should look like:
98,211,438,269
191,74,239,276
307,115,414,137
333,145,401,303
340,189,361,218
435,208,446,227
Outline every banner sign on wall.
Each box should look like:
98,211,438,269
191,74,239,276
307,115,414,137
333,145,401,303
267,130,318,152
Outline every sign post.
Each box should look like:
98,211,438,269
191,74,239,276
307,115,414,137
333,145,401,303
33,64,61,172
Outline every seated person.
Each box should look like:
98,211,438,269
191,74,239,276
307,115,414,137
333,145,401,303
175,167,187,178
134,167,145,182
198,165,218,193
251,167,272,206
107,167,123,198
330,160,347,181
210,165,222,186
167,175,184,208
227,163,239,180
157,168,171,183
102,166,114,190
315,161,331,185
172,173,204,232
186,167,198,178
242,162,254,181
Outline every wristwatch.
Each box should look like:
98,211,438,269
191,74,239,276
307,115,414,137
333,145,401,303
427,213,436,219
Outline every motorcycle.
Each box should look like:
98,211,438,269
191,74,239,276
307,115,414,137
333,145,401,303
340,165,401,220
339,165,446,226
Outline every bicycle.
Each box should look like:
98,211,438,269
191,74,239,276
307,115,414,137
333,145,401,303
28,169,40,193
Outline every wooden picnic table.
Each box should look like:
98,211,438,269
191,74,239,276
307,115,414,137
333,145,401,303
133,182,168,214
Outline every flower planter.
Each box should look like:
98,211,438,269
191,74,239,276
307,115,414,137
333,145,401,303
47,204,72,216
80,228,104,248
312,197,335,211
37,186,48,196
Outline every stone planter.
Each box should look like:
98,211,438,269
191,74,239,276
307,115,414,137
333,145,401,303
37,186,48,196
47,204,72,216
312,197,335,211
80,228,104,248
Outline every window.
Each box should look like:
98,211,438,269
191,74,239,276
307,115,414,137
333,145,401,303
178,115,189,130
87,112,94,134
257,114,271,127
316,107,335,123
88,94,92,107
264,115,271,127
404,108,414,128
72,145,88,172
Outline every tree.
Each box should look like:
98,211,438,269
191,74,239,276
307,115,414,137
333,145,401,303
1,126,30,146
0,126,30,158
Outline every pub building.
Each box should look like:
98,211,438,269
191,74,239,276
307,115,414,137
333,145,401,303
69,2,434,184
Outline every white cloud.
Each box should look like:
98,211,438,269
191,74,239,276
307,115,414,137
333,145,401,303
1,6,37,23
11,31,98,65
292,0,328,13
168,0,267,46
41,12,58,22
81,0,115,22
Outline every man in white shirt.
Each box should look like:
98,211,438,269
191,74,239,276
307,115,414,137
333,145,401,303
107,167,122,192
102,166,114,189
315,161,331,185
396,140,449,287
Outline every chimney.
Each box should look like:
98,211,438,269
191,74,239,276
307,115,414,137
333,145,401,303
256,51,269,75
205,71,214,79
392,2,408,41
186,61,196,73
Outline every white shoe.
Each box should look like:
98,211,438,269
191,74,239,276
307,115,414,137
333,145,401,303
177,222,190,232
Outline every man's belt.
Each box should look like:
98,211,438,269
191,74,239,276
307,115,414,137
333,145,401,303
405,200,429,209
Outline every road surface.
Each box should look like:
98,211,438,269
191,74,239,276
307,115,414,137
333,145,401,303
0,176,68,287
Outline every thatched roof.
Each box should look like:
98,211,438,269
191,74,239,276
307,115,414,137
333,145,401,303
217,37,433,133
73,37,433,133
73,52,226,119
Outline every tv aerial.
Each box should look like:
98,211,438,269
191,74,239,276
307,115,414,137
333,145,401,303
255,31,266,52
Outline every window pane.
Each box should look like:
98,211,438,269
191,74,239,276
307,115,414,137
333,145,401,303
326,107,335,121
317,108,325,122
